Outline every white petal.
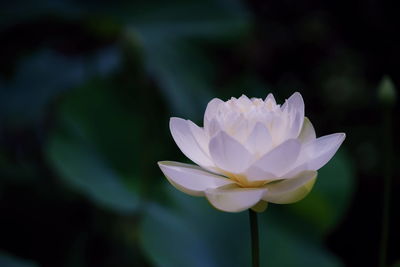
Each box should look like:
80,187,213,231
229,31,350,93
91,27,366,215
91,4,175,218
158,161,234,196
205,118,221,138
209,131,252,173
245,165,278,182
305,133,346,170
227,114,249,143
247,139,301,177
264,93,277,105
281,162,308,178
262,171,317,204
281,92,304,112
298,117,316,144
282,92,305,138
237,95,253,106
187,120,210,156
246,122,272,155
204,98,224,121
170,118,214,167
205,184,266,212
204,98,224,130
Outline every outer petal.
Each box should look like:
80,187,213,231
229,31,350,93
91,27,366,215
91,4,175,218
298,117,316,144
204,98,224,121
204,98,224,133
205,184,266,212
158,161,234,196
264,93,277,105
209,131,252,173
206,118,221,138
170,117,214,167
251,200,268,212
245,122,272,156
281,92,305,138
187,120,210,156
305,133,346,170
246,139,301,178
262,171,317,204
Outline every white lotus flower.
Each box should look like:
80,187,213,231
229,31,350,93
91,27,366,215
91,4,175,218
158,92,345,213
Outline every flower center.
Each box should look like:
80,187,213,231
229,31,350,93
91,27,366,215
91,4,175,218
219,170,268,188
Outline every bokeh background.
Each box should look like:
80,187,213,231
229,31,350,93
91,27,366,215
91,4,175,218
1,0,399,266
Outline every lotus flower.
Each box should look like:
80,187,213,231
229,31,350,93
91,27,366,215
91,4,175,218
158,92,345,212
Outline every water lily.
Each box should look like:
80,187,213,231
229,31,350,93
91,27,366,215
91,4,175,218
158,92,345,213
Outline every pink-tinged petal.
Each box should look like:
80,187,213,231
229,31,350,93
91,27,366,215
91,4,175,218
205,118,221,138
244,165,278,182
204,98,224,130
247,139,301,177
262,171,317,204
158,161,234,196
237,95,253,107
281,92,304,114
170,118,214,167
281,92,305,138
264,93,277,105
187,120,210,156
246,122,272,156
205,184,266,212
305,133,346,170
209,131,252,173
298,117,316,144
281,162,308,179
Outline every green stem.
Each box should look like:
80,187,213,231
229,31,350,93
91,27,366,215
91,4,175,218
249,209,260,267
379,107,393,267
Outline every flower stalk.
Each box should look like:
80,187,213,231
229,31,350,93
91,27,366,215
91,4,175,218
249,210,260,267
378,76,396,267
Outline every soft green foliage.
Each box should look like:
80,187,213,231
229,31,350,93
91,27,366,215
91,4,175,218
0,0,369,266
288,151,355,236
0,252,38,267
378,76,397,107
140,187,344,267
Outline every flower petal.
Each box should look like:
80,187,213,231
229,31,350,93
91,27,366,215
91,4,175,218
209,131,252,173
262,171,317,204
204,98,224,133
187,120,210,156
298,117,316,144
170,117,214,167
205,184,266,212
246,122,272,156
264,93,277,105
158,161,234,196
282,92,305,138
247,139,301,178
305,133,346,170
204,98,224,121
251,200,268,212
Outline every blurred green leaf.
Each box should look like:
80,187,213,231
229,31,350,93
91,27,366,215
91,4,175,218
139,185,343,267
44,78,144,214
136,39,214,120
0,252,38,267
288,150,355,236
0,0,81,30
259,213,342,267
56,80,142,180
378,75,397,107
123,0,250,119
0,47,121,126
139,203,217,267
46,134,139,214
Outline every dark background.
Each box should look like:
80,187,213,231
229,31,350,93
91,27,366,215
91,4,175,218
0,0,399,266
